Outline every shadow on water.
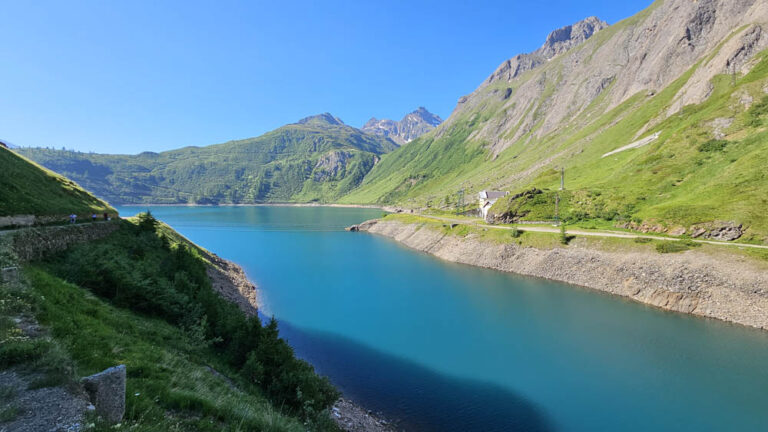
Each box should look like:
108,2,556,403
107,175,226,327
275,319,554,432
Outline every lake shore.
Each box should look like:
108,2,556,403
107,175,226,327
356,218,768,330
201,242,398,431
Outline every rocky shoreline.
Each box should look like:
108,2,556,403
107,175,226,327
205,253,260,317
356,219,768,330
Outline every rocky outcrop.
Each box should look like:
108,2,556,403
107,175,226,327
485,188,542,224
358,219,768,330
314,151,352,181
362,107,443,145
486,16,608,85
617,220,745,240
332,398,396,432
205,253,260,316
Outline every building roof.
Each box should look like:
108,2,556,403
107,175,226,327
479,190,508,200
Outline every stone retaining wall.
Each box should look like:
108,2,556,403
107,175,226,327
6,221,121,262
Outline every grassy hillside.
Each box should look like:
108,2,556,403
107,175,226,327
0,147,114,217
1,215,340,431
19,115,397,205
341,42,768,242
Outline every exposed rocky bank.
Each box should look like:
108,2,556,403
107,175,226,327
357,219,768,330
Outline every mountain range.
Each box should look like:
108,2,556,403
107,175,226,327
362,107,443,145
17,0,768,241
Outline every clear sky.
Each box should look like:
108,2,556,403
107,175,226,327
1,0,652,154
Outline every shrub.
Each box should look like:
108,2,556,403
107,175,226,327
746,95,768,127
656,240,701,253
559,224,569,245
633,237,652,244
41,220,340,420
698,139,728,152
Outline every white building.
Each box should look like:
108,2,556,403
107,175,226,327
478,190,509,220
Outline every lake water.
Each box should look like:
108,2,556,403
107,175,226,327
117,205,768,431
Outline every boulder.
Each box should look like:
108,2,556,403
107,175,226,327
1,266,19,284
706,222,743,241
690,227,707,238
81,365,126,423
668,227,686,236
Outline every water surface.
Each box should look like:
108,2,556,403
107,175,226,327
117,205,768,431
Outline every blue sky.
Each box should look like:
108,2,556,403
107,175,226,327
0,0,651,154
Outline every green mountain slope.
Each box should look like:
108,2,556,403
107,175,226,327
341,0,768,242
0,146,340,430
0,146,114,217
20,114,397,205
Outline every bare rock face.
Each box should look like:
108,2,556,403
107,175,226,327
362,107,443,145
81,365,126,424
486,16,608,85
314,150,352,181
706,222,744,241
437,0,768,156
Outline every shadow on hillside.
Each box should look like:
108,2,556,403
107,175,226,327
275,319,554,432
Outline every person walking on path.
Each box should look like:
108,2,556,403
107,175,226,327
69,214,77,224
92,214,98,222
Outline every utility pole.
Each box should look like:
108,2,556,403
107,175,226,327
560,167,565,191
555,193,560,226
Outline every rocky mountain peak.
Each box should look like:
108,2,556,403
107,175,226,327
540,16,608,58
485,16,608,85
297,113,345,126
362,107,443,145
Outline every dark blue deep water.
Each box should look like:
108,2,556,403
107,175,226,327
117,205,768,432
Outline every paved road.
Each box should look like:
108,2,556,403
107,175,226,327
421,215,768,250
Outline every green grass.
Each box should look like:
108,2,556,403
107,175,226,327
36,215,339,423
342,44,768,242
0,147,114,217
655,239,702,254
0,281,74,388
24,267,315,432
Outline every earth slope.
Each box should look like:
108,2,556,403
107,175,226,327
20,114,397,205
342,0,768,242
0,146,114,217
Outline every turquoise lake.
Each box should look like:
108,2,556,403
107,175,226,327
117,205,768,432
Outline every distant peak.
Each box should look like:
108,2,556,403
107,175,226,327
405,107,443,126
361,107,443,145
297,113,345,126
